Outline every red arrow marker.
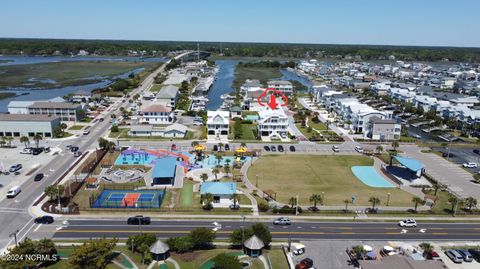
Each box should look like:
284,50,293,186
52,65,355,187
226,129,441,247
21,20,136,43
268,94,278,110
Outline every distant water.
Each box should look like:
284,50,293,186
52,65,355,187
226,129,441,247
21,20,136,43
206,60,239,110
280,69,312,89
0,55,166,66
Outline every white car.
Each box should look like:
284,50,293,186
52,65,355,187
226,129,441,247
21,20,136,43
355,146,364,153
273,217,291,225
332,145,340,152
398,219,417,227
463,162,478,168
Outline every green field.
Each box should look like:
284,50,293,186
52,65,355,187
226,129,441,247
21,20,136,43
0,61,155,88
232,66,282,89
68,125,85,130
248,155,413,206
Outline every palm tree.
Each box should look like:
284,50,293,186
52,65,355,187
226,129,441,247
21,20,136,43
375,145,383,155
20,136,30,148
343,199,350,212
432,182,441,196
200,173,209,182
191,141,199,147
391,140,399,151
419,242,434,255
465,197,477,213
33,134,43,148
201,193,214,209
368,196,380,210
215,153,223,166
289,196,297,208
412,197,424,212
231,193,240,209
448,196,461,215
5,136,13,147
212,168,220,181
218,142,224,151
60,123,68,135
309,194,323,208
223,163,231,177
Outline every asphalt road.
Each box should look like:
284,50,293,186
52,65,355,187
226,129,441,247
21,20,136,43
0,60,169,252
52,219,480,241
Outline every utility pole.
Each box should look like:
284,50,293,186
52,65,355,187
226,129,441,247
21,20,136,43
295,194,299,215
10,230,19,247
57,186,61,211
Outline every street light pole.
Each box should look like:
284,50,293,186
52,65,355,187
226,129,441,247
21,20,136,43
387,193,390,206
321,192,325,206
241,215,246,252
10,230,19,247
295,194,299,216
256,174,258,188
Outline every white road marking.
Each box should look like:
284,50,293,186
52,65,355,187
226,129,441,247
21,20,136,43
33,224,42,232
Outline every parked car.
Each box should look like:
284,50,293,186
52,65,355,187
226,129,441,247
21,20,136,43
295,258,313,269
32,148,43,155
355,145,364,153
65,145,73,150
289,145,296,152
224,144,230,151
270,146,277,152
213,145,218,151
34,215,54,224
273,217,291,225
73,151,82,157
457,249,473,262
6,186,21,198
467,248,480,262
292,243,306,256
278,145,284,152
9,164,22,173
43,147,51,153
463,162,478,168
442,152,455,158
398,219,417,227
83,129,90,135
264,146,270,152
445,249,464,263
332,145,340,152
424,251,441,260
70,146,79,152
34,173,44,181
127,215,151,225
473,149,480,155
20,148,32,154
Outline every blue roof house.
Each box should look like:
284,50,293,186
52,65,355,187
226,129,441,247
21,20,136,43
151,157,177,185
200,182,237,208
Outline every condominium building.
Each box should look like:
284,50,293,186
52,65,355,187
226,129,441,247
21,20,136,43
27,102,83,121
140,103,173,124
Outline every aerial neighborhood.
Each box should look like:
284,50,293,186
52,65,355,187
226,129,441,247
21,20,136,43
1,1,480,269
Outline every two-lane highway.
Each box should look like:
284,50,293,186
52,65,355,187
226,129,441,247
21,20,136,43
52,219,480,241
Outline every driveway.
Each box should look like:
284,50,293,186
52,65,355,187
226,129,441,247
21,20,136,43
401,145,480,200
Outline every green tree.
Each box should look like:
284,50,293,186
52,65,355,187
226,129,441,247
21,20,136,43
412,197,424,212
250,223,272,246
69,238,118,269
212,253,242,269
309,194,323,208
77,109,86,120
110,125,119,133
202,193,214,210
343,199,350,212
231,193,240,209
368,196,380,210
448,196,462,215
419,242,434,255
126,233,157,253
233,120,243,139
391,140,399,151
45,185,64,201
20,136,30,148
60,123,68,135
375,145,383,154
190,227,216,250
223,163,231,177
33,134,43,148
215,153,223,166
465,197,478,213
166,236,194,253
200,173,209,182
0,238,57,269
289,196,297,208
212,167,220,181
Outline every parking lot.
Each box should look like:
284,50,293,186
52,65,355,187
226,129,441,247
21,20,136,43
0,142,63,200
291,240,387,269
432,146,480,173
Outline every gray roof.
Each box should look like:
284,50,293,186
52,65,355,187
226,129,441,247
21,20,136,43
149,240,169,254
0,114,60,122
8,101,35,108
268,80,292,85
369,116,396,124
243,235,264,250
164,123,188,133
157,85,179,99
28,102,81,109
130,125,153,132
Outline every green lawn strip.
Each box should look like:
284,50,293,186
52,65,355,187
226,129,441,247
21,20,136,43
180,183,194,207
68,125,85,130
114,252,136,269
198,252,243,269
248,155,414,206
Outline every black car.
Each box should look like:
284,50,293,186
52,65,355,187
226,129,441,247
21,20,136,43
289,145,296,152
32,148,43,155
224,144,230,151
34,215,54,224
34,173,44,181
271,146,277,152
442,152,455,158
278,145,284,152
264,146,270,151
127,215,151,225
70,146,79,152
213,145,218,151
474,149,480,155
468,249,480,262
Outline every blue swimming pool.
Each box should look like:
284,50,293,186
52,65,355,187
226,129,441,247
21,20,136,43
200,155,251,168
351,166,395,188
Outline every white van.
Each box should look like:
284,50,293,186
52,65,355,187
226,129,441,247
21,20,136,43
6,186,21,198
83,128,91,135
355,145,364,153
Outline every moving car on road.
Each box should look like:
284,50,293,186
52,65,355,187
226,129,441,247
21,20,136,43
73,151,82,157
332,145,340,152
273,217,291,225
442,152,455,158
463,162,478,168
34,173,44,181
127,215,151,225
445,249,464,263
6,186,21,198
355,145,364,153
9,164,22,173
34,215,54,224
398,219,417,227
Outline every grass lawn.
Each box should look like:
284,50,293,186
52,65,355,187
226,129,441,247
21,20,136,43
172,250,242,269
231,123,257,140
248,155,414,206
150,84,163,93
0,61,155,89
181,183,193,207
68,125,85,130
232,66,282,89
264,249,289,269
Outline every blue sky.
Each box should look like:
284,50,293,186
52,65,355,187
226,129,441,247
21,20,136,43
1,0,479,47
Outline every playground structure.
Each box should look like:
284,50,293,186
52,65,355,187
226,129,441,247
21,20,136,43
145,149,192,173
101,168,144,184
